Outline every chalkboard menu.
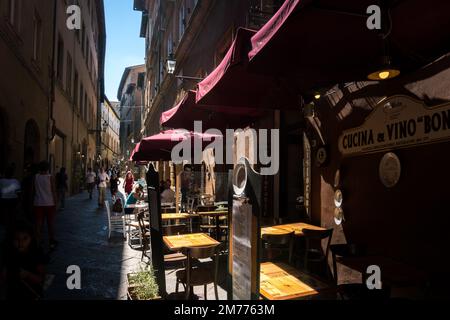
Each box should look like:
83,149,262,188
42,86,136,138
230,158,262,300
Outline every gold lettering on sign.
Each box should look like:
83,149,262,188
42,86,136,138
338,96,450,156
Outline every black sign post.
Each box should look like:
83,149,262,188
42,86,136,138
146,164,166,297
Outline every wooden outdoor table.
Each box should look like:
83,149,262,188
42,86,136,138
163,233,220,251
261,222,325,237
196,211,228,241
336,255,428,287
260,262,331,300
162,213,192,221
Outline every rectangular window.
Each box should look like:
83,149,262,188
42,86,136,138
178,3,186,39
84,93,87,121
79,84,84,115
56,35,64,82
7,0,20,31
32,11,42,62
66,53,73,98
73,71,79,109
81,23,86,57
85,36,89,60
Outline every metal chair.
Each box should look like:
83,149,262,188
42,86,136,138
262,231,295,264
105,200,125,240
175,244,221,300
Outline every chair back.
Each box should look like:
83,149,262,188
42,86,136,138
163,224,188,236
330,243,367,284
182,244,222,299
183,244,220,260
262,231,295,245
137,212,148,234
105,201,112,225
262,232,295,264
303,228,333,272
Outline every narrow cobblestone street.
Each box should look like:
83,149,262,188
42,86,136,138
42,182,228,300
43,185,141,300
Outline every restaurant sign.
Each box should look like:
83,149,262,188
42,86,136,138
338,95,450,156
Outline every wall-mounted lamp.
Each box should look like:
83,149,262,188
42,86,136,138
166,53,176,75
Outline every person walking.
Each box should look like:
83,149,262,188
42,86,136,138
55,167,68,210
123,171,134,196
32,161,58,250
97,168,110,208
110,173,119,198
85,168,96,200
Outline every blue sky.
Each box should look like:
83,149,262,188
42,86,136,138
104,0,145,101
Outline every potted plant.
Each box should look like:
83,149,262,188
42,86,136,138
127,264,161,300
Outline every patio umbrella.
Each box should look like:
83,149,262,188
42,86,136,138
131,129,222,162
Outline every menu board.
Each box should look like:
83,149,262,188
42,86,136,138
232,199,253,300
229,157,262,300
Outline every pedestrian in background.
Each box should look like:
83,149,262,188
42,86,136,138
110,173,119,198
32,161,58,250
97,168,110,208
55,167,68,210
123,171,134,196
85,168,96,200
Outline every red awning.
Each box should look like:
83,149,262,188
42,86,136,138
160,91,264,131
247,0,450,93
196,28,297,110
131,130,222,162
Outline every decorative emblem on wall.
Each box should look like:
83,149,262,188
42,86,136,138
379,152,401,188
315,146,328,167
333,189,344,225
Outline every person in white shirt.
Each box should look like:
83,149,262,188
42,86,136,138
97,168,110,207
160,180,175,204
85,168,96,200
33,161,58,250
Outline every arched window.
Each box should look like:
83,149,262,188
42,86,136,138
24,119,40,168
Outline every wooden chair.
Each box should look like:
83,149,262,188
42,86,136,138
302,228,333,278
163,224,188,236
330,244,391,300
105,201,125,240
137,212,150,261
262,232,295,264
175,244,221,300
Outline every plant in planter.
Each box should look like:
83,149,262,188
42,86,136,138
127,264,160,300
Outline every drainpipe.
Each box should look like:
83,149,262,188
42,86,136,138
48,0,58,161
